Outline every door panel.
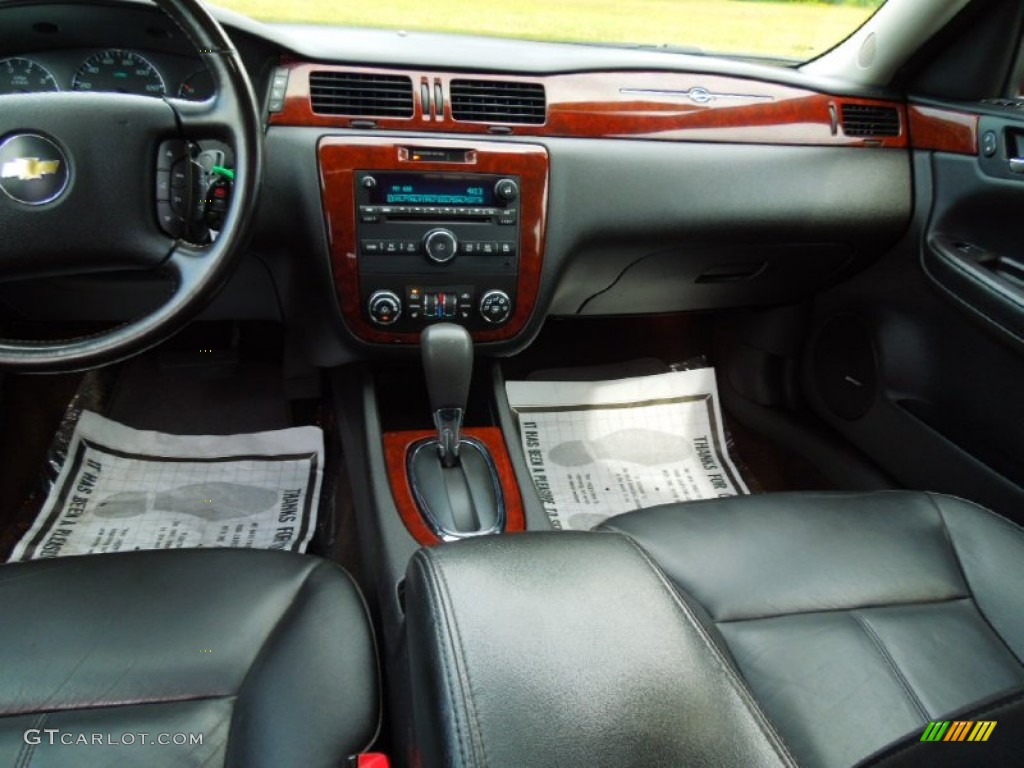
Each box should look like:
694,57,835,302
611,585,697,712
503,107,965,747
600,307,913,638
802,136,1024,521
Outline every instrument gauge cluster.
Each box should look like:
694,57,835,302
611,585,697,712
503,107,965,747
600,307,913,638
72,49,165,96
0,57,59,95
0,49,212,100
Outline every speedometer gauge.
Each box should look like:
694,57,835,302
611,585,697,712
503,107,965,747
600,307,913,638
0,57,59,94
72,49,165,96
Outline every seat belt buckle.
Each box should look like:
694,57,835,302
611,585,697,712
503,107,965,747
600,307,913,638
347,753,391,768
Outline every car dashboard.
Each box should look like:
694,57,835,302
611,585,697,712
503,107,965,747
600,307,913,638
0,0,950,363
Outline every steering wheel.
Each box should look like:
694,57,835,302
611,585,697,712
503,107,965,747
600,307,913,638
0,0,261,371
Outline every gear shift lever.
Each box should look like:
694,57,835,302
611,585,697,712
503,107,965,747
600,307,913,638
421,323,473,467
411,323,505,540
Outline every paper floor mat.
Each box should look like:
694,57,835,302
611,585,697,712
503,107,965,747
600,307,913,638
506,367,748,531
8,411,323,561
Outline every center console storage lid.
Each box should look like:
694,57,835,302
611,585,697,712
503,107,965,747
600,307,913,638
404,531,796,768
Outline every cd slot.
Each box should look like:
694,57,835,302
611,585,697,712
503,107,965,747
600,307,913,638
387,213,489,223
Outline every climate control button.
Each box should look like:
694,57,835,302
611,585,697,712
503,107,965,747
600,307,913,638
367,290,402,326
479,289,512,324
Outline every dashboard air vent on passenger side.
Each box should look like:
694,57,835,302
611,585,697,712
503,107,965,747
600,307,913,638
309,71,414,117
840,104,901,138
450,79,547,125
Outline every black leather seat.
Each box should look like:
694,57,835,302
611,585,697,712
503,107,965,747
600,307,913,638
601,491,1024,767
0,549,379,767
404,490,1023,767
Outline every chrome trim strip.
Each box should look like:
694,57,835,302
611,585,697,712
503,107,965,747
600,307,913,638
408,436,507,542
619,87,774,104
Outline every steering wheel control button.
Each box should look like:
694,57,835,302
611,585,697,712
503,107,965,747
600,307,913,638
0,134,70,206
368,290,402,325
155,170,172,201
156,201,185,239
479,289,512,324
170,160,189,189
423,228,458,264
157,139,186,170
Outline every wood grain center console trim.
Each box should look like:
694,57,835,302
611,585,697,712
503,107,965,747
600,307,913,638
384,427,526,547
318,137,549,344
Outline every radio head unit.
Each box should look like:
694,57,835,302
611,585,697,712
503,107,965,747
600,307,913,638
355,170,521,331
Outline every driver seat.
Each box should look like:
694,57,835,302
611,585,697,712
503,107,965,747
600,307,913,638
0,548,379,767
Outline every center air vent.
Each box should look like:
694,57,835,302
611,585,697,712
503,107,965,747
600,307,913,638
840,104,900,138
450,79,546,125
309,71,414,117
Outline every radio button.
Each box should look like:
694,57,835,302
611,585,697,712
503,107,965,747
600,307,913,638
384,241,400,254
480,242,496,255
423,228,458,264
401,241,418,254
494,178,519,202
498,242,515,255
462,242,477,255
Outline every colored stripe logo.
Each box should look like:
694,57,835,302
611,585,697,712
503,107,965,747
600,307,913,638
920,721,997,742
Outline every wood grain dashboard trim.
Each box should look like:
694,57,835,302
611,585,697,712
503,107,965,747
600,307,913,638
318,137,549,344
383,427,526,547
274,63,908,148
907,105,979,155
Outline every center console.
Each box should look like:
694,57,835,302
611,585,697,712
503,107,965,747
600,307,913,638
318,137,549,344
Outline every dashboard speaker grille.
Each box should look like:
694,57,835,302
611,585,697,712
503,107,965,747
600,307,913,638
309,71,414,117
840,103,900,137
450,79,546,125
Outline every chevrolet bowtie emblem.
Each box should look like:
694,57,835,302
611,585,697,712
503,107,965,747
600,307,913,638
1,157,62,181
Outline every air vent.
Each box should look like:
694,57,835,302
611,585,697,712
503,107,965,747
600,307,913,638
840,104,901,138
450,79,546,125
309,71,414,118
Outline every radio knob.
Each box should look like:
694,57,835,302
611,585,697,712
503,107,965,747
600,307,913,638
367,290,402,326
494,178,518,202
479,289,512,325
423,228,458,264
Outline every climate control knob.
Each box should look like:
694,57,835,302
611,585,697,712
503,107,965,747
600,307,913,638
367,290,402,326
423,228,458,264
479,289,512,325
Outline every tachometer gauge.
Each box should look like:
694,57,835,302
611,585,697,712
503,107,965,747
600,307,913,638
0,57,59,95
72,49,165,96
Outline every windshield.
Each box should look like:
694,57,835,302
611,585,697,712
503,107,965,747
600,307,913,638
213,0,886,63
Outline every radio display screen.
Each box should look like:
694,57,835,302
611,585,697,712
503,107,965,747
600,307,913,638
367,173,497,207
